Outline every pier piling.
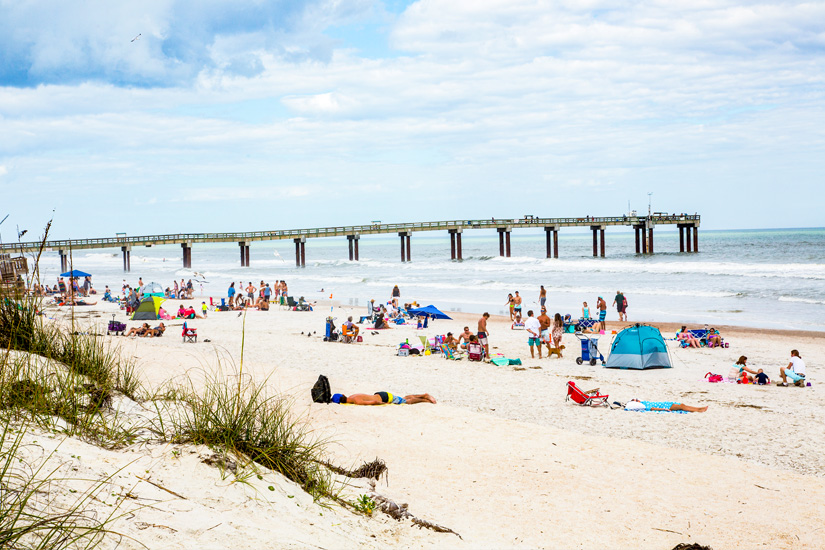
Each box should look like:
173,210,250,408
543,226,559,258
590,225,606,257
59,250,68,273
239,242,250,267
449,228,463,260
121,246,131,272
399,232,411,262
347,234,360,261
498,227,511,257
181,242,192,268
294,237,306,267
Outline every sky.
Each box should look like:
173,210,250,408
1,0,824,241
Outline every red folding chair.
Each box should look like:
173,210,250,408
182,321,197,343
566,381,609,407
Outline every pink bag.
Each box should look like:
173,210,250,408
705,372,723,383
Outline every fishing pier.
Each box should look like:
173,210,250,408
1,214,700,271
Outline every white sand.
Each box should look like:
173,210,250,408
19,299,825,549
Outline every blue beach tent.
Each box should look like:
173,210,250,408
605,324,672,370
407,305,452,320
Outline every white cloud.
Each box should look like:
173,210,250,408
0,0,823,235
0,165,7,176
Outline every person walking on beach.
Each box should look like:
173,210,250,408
613,291,627,322
506,293,515,320
778,350,807,387
478,313,491,357
513,291,523,318
539,286,547,308
597,296,607,332
525,310,542,359
537,307,552,353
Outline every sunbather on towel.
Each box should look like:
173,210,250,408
626,399,707,412
331,392,436,405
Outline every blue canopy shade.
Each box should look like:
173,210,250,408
60,270,92,278
407,305,452,320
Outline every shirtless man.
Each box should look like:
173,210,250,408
539,285,547,308
245,282,257,302
458,326,474,348
513,291,523,319
331,392,436,405
537,307,552,354
443,332,459,350
478,312,491,357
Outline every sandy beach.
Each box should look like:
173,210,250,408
14,298,825,549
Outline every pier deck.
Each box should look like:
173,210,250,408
1,214,700,270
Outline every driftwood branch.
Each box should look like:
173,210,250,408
368,481,462,539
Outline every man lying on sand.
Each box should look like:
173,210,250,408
331,392,436,405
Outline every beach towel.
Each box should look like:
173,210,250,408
624,401,689,414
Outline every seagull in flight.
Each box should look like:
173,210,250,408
131,33,141,42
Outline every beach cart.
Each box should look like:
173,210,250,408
574,332,605,365
107,314,126,336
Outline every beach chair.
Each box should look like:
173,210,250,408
566,381,609,407
440,345,461,360
341,324,355,343
182,322,197,343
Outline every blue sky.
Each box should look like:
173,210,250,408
1,0,824,241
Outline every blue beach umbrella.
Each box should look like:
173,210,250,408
407,305,452,320
60,269,92,278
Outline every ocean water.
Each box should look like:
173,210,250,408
34,227,825,332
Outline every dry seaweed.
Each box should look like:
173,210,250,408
368,481,462,539
320,458,387,481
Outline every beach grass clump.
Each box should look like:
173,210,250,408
0,417,119,550
166,367,334,500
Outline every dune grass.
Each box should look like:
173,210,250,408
163,363,336,500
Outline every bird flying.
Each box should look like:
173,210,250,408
131,33,141,42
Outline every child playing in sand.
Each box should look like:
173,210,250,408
754,369,770,385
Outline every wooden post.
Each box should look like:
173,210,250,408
600,228,605,257
59,250,68,273
181,243,192,268
545,228,552,258
354,236,359,260
245,245,250,267
121,246,131,272
505,230,511,257
294,238,301,266
679,226,685,253
553,230,558,258
648,227,654,254
239,242,246,266
456,231,462,260
693,225,699,252
635,227,641,254
498,230,505,257
348,237,354,261
399,232,407,262
300,241,306,267
592,228,598,257
406,233,411,262
686,226,692,253
450,230,456,260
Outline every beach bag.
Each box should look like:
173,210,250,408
311,375,332,404
356,335,363,342
705,372,723,383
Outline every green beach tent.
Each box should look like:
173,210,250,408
605,324,672,370
131,296,165,321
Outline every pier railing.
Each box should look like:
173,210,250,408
1,214,699,254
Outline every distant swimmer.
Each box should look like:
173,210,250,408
131,33,141,42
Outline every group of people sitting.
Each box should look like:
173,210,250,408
166,279,195,299
728,351,807,387
677,326,725,348
122,322,166,338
